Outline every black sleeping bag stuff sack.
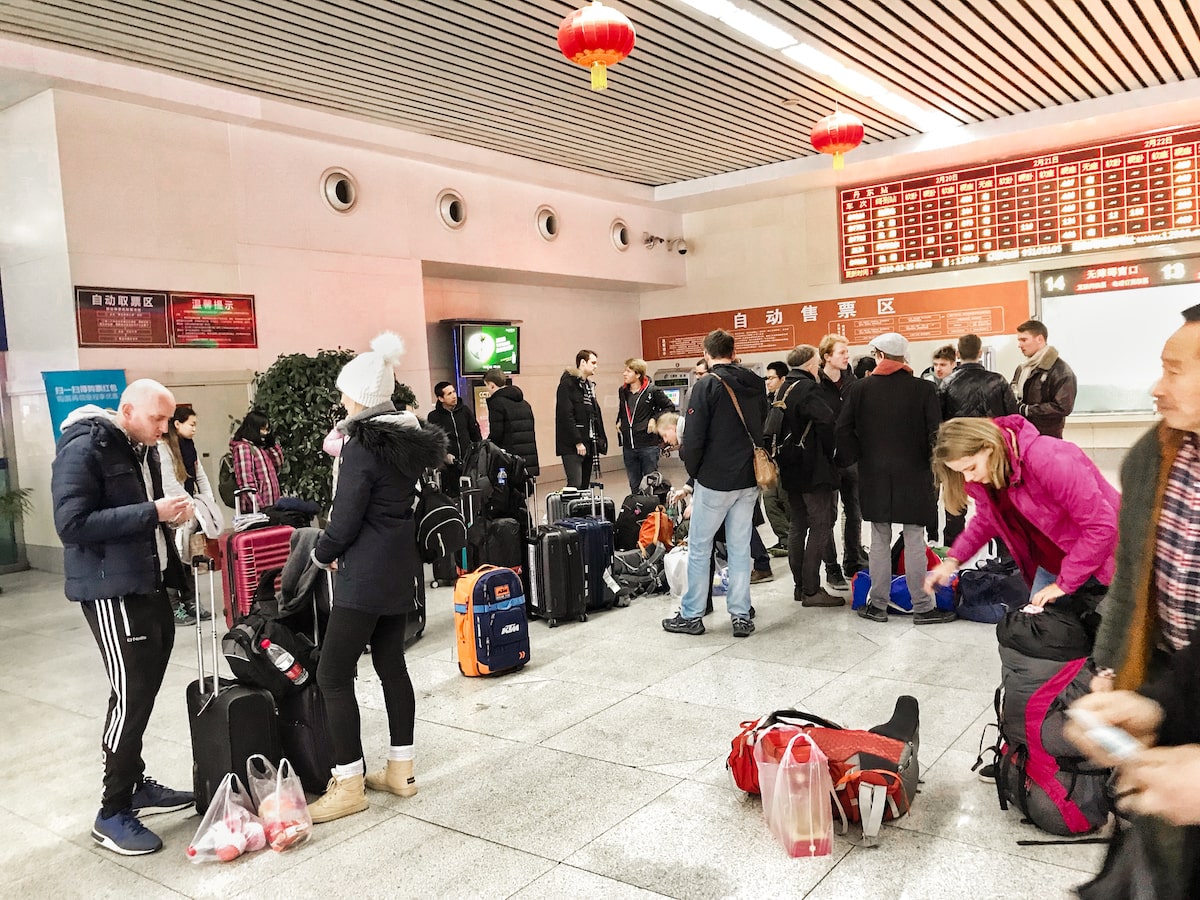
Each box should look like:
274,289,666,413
956,558,1028,624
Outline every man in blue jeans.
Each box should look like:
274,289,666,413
663,329,767,638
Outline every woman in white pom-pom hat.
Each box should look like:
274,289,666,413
306,332,447,823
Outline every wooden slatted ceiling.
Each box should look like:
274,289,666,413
1,0,1197,185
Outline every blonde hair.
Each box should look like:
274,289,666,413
655,410,680,434
624,357,647,379
931,418,1012,514
818,333,849,363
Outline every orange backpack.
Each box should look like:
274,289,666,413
638,507,674,549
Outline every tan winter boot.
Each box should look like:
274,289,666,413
365,759,417,797
308,774,368,823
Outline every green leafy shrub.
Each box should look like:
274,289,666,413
250,349,416,510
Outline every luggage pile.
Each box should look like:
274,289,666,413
526,483,617,626
190,515,423,814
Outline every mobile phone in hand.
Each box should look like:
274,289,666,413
1066,708,1142,761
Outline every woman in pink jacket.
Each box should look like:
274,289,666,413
925,415,1119,606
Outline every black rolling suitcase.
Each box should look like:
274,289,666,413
186,554,280,814
525,524,588,627
407,569,427,647
556,483,616,612
431,550,458,589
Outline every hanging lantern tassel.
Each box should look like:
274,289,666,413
811,110,865,170
558,1,636,92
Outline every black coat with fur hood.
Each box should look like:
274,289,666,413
314,412,447,614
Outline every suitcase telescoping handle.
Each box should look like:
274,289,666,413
192,551,221,707
233,487,259,514
588,481,604,519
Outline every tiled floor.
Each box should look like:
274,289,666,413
0,531,1110,899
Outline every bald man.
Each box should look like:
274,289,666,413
51,379,195,855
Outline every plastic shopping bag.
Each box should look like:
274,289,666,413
186,773,266,863
754,731,834,858
664,544,689,599
246,754,313,852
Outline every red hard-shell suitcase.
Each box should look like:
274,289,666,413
220,525,294,626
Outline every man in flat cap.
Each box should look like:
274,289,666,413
836,333,954,625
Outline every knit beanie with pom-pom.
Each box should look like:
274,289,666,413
336,332,405,408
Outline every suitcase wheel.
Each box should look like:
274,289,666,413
579,613,588,623
430,579,440,589
547,617,558,628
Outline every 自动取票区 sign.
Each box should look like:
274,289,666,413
74,286,257,348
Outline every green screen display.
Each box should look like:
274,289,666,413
459,325,520,374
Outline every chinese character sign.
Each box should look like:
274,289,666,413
640,281,1030,360
74,286,257,348
41,370,127,442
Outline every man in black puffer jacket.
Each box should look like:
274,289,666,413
939,333,1018,544
555,349,608,489
483,368,540,476
427,381,481,496
51,379,197,856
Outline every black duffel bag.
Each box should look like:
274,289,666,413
222,613,317,700
956,558,1028,623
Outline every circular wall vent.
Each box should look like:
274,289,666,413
321,168,358,213
536,205,560,241
437,189,467,229
610,219,630,251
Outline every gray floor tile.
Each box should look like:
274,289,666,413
803,827,1090,900
382,741,676,861
567,778,851,899
543,693,747,775
511,863,671,898
249,816,556,900
640,653,839,713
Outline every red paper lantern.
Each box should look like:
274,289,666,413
557,1,636,91
810,110,865,170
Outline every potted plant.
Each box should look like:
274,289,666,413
251,349,417,512
0,486,32,572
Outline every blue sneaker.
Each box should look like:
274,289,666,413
92,809,163,855
130,776,194,816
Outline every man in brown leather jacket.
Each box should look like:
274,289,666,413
1010,319,1077,438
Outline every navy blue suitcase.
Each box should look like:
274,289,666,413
556,516,615,610
525,524,588,626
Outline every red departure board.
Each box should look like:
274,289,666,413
840,124,1200,282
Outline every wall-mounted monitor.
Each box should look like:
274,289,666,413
660,386,682,409
458,324,520,375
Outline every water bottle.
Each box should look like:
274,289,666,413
259,638,309,686
497,466,507,487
